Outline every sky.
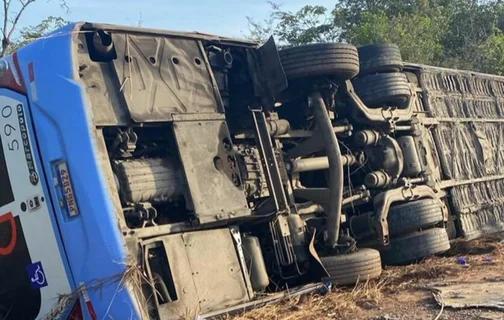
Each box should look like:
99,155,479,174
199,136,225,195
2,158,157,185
17,0,336,39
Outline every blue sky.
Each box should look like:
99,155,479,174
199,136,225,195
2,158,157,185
18,0,336,38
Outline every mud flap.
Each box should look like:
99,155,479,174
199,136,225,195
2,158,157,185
247,36,288,109
307,228,330,278
257,36,288,98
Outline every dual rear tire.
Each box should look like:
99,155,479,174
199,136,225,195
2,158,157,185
381,228,451,265
320,200,452,285
381,199,451,265
353,44,411,109
278,43,412,109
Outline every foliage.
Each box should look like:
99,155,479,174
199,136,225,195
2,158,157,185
247,2,338,45
8,16,68,53
479,28,504,75
0,0,68,56
270,3,339,45
247,0,504,75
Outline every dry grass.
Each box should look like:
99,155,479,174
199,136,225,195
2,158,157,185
43,264,149,320
38,235,502,320
227,233,504,320
226,278,388,320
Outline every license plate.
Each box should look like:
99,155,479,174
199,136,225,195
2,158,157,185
57,162,79,217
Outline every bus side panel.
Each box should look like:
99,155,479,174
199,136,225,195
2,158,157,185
15,23,142,319
419,67,504,240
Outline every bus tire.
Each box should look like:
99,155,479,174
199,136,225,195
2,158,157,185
358,44,403,75
321,248,382,286
352,72,411,108
381,228,450,266
279,43,360,81
388,199,444,236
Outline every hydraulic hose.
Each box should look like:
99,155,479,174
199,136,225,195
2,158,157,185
309,92,344,248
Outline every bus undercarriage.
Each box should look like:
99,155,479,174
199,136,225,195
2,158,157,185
3,22,504,320
73,23,504,319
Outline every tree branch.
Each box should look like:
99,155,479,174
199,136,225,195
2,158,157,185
3,0,8,39
1,0,36,56
7,0,35,41
2,0,10,55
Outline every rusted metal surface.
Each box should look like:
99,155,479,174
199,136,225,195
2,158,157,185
172,118,250,224
417,64,504,240
429,280,504,310
142,228,249,319
111,34,223,122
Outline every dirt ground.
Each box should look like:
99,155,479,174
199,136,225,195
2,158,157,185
229,233,504,320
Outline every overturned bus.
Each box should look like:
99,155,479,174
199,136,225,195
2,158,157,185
1,21,503,320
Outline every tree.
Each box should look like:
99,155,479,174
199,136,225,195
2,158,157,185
247,2,339,45
479,28,504,75
247,0,504,75
8,16,68,53
342,3,448,65
246,14,275,43
1,0,68,56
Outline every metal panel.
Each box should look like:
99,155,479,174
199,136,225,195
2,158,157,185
158,235,200,319
83,22,260,47
75,32,131,126
450,180,504,240
154,229,249,319
112,33,221,122
249,36,288,109
417,65,504,238
182,229,249,312
257,36,288,98
172,119,250,223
